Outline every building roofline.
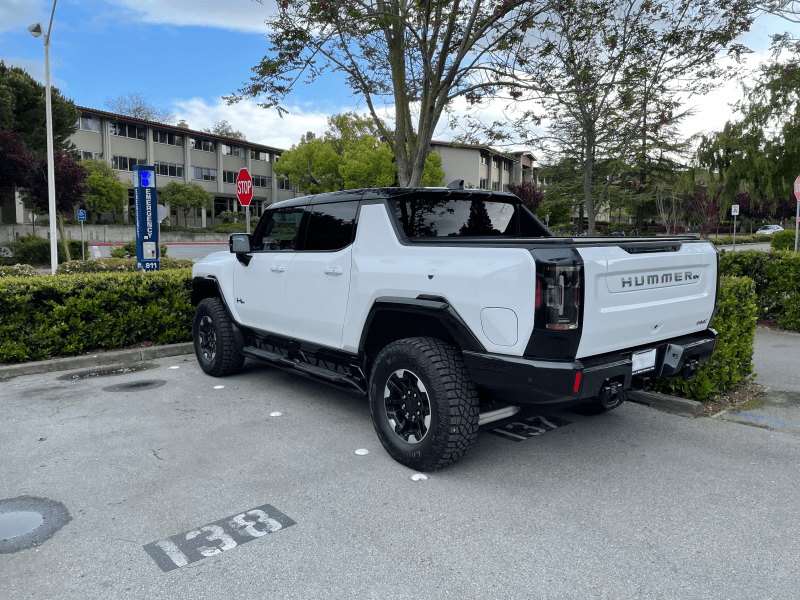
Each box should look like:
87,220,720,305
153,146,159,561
76,105,287,154
430,140,536,163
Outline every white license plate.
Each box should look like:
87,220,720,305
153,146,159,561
632,348,657,375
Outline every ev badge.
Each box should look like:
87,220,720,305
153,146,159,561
428,269,435,280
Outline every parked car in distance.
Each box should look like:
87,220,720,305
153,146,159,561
755,225,784,235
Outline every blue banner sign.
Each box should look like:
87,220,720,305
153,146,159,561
77,209,86,222
133,165,159,271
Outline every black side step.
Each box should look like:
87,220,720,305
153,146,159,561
243,346,367,395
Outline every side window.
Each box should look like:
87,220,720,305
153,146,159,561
303,202,359,251
251,207,306,252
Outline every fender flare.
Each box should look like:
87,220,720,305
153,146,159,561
358,296,486,355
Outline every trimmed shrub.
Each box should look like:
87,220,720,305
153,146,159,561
709,234,772,246
654,276,757,401
770,229,796,251
719,249,800,330
0,264,39,277
56,257,194,275
7,234,88,264
110,241,168,258
0,269,193,363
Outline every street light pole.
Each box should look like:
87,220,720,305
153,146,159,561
29,0,59,275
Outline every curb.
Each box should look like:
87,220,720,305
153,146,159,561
0,343,195,382
628,390,703,418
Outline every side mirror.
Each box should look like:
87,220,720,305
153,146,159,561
230,233,252,254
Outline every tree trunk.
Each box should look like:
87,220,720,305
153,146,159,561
57,212,70,262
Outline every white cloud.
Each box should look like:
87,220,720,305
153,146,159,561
101,0,274,34
1,57,69,91
171,96,356,149
0,0,49,34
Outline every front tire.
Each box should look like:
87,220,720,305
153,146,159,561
369,337,479,471
193,298,245,377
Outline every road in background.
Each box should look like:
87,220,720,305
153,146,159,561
89,243,227,262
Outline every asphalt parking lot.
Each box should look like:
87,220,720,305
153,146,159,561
1,346,799,599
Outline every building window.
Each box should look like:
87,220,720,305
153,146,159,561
503,184,509,192
492,181,500,191
153,130,183,146
250,150,269,161
479,178,488,189
223,170,237,184
192,166,217,181
190,138,215,152
492,158,499,169
111,156,140,171
253,175,270,188
77,114,101,132
110,121,146,140
503,162,510,171
154,161,184,178
222,144,242,157
277,178,292,191
480,155,487,165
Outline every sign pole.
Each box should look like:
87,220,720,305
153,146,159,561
236,168,253,234
81,220,84,261
731,204,739,252
794,175,800,253
246,205,250,234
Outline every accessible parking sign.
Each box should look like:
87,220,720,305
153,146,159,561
133,165,159,271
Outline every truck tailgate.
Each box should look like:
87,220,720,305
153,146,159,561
575,241,717,359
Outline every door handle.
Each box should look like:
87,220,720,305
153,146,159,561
270,266,285,272
324,268,343,275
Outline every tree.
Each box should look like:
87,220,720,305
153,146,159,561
105,92,176,124
23,149,87,215
507,180,544,214
0,61,79,157
203,120,246,140
79,159,127,220
160,182,213,227
697,53,800,214
277,112,444,192
683,181,721,239
231,0,555,187
470,0,754,234
0,130,33,193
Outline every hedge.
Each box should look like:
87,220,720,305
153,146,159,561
719,249,800,331
0,264,39,277
0,269,193,363
56,257,194,274
770,229,796,251
709,234,772,246
654,276,758,401
7,234,89,264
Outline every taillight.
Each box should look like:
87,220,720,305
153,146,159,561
541,265,581,330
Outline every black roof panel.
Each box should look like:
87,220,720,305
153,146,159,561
271,187,521,209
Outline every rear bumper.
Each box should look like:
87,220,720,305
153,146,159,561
462,329,718,406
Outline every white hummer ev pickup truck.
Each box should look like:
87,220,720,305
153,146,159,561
191,183,719,470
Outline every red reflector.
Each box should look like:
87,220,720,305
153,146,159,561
574,372,582,393
536,279,542,310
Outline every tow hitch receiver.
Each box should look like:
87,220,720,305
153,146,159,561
598,381,626,410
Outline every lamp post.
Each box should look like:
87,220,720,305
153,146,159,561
28,0,59,275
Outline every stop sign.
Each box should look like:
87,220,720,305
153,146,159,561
236,168,253,206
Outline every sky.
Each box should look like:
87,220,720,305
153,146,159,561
0,0,795,153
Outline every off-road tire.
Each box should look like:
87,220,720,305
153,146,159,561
369,337,479,471
193,298,245,377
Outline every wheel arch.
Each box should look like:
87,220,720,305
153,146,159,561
358,296,485,375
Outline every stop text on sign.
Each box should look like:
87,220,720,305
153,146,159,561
237,179,251,197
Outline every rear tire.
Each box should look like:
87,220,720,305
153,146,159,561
193,298,245,377
369,337,479,471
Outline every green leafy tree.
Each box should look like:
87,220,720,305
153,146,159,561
231,0,557,187
79,160,127,219
278,136,344,193
697,53,800,215
160,182,214,227
0,61,79,157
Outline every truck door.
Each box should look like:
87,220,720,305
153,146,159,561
284,201,359,349
232,206,306,334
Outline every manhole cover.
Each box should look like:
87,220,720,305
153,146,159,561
102,379,167,393
0,497,70,553
57,362,159,382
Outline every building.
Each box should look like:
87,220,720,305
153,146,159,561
4,105,299,227
430,141,536,191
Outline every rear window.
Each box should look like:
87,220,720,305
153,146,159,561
394,198,518,237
